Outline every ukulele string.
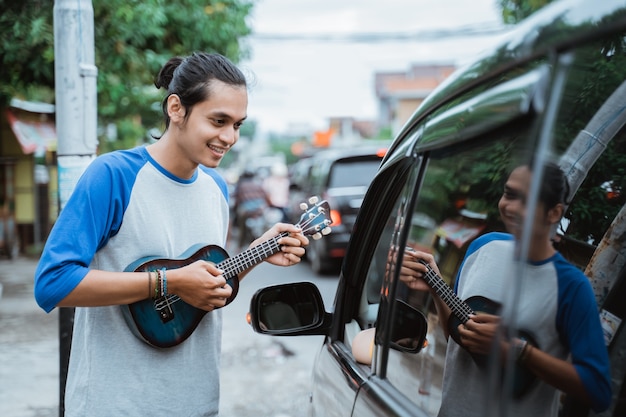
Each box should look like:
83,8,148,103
216,205,326,276
151,237,285,312
154,293,181,309
424,268,475,322
151,205,326,312
218,233,287,276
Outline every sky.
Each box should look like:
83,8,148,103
240,0,513,134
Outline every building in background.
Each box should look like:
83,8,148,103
0,99,57,256
298,64,456,155
375,63,456,135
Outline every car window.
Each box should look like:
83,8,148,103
328,159,381,188
392,124,533,414
345,124,533,412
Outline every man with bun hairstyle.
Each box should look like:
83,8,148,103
35,52,308,416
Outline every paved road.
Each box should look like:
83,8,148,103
0,255,337,417
0,257,58,417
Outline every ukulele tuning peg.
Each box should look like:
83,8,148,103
312,232,322,240
322,227,332,235
308,196,319,205
299,202,309,211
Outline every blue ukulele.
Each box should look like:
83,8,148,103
121,198,332,348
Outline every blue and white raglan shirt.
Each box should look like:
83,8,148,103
34,146,230,416
438,232,611,417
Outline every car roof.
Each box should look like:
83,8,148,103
386,0,626,159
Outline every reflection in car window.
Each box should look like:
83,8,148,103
386,128,531,415
386,34,623,416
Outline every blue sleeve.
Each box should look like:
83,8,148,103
556,258,612,412
453,232,513,293
200,166,229,203
34,149,144,313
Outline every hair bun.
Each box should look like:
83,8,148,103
154,57,184,90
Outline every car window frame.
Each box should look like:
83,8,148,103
330,150,418,341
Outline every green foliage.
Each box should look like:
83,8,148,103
498,0,555,24
496,0,626,245
372,126,394,141
239,119,257,140
0,0,55,105
266,134,299,166
552,34,626,245
420,134,524,228
0,0,254,148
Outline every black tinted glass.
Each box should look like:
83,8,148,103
328,159,381,188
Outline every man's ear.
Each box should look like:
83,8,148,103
167,94,186,123
547,203,565,225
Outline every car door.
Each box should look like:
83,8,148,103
353,18,626,417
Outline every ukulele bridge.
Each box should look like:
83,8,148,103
154,295,178,323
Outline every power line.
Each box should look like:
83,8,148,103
251,22,511,43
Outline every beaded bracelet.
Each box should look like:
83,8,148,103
147,271,153,299
154,270,162,300
515,339,530,364
518,341,532,364
161,268,167,297
161,268,167,296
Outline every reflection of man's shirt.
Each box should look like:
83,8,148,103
438,232,610,417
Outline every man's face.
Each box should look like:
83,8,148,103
499,166,529,238
498,166,550,240
177,80,248,169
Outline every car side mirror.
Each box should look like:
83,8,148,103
249,282,331,336
388,299,428,354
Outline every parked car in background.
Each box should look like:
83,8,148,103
289,145,388,274
249,1,626,416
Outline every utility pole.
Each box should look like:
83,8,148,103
53,0,98,415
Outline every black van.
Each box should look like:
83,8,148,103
249,0,626,415
289,146,388,274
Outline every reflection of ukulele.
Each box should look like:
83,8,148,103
417,259,538,398
121,198,332,348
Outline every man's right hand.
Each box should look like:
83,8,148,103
399,249,439,292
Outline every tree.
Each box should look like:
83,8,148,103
497,0,626,245
498,0,554,24
0,0,254,149
0,0,55,103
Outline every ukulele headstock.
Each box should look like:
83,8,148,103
297,196,332,240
